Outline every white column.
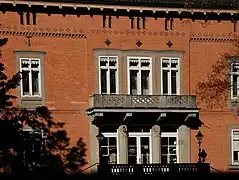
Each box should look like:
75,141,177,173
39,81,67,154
117,125,128,164
178,125,190,163
150,125,161,163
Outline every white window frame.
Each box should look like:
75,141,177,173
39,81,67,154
161,132,179,164
127,56,153,95
19,58,42,98
231,129,239,165
160,57,180,95
102,131,179,164
230,63,239,99
98,56,119,94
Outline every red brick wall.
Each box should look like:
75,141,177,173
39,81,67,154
1,10,238,171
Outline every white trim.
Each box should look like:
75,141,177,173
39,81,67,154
160,57,180,95
89,109,199,114
19,58,42,98
127,56,152,95
230,63,239,99
231,129,239,165
98,56,119,94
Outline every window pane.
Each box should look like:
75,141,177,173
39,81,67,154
162,59,169,68
233,151,239,162
100,69,107,94
161,146,168,154
169,155,177,163
129,60,138,67
31,60,39,68
32,71,40,95
21,60,30,68
169,137,176,145
110,69,116,94
141,70,149,95
161,137,168,145
161,155,167,164
22,71,30,95
171,70,177,94
171,59,178,68
163,70,168,94
233,75,238,97
130,70,138,95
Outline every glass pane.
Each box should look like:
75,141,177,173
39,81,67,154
161,155,167,164
31,60,39,68
161,137,168,145
233,75,238,97
162,59,169,68
161,146,168,154
130,70,138,95
110,69,116,94
21,60,30,68
101,147,108,155
233,151,239,162
169,137,176,145
100,69,107,94
141,70,149,95
129,60,139,67
22,71,30,95
32,71,39,95
171,59,178,68
141,61,150,67
169,146,176,154
109,60,117,67
100,61,107,66
163,70,168,94
169,155,177,163
171,70,177,94
233,64,239,72
109,137,116,146
141,137,150,164
128,137,137,164
233,140,239,151
101,137,108,146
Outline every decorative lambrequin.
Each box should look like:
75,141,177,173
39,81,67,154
0,0,239,17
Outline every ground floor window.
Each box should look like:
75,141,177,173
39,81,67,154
101,132,178,164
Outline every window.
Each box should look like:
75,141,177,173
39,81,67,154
127,57,152,95
99,56,118,94
20,58,41,97
165,18,174,31
161,132,178,164
231,63,239,99
161,57,180,95
232,129,239,165
101,136,117,164
130,17,146,29
102,15,112,28
19,12,36,25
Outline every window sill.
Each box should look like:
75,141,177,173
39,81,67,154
228,165,239,170
21,96,42,101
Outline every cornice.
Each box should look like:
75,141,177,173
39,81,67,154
0,0,238,16
0,24,86,39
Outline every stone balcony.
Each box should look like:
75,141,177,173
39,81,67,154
87,94,197,111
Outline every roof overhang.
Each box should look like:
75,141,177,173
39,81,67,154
0,0,238,16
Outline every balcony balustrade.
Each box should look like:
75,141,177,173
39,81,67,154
98,163,210,176
88,94,197,110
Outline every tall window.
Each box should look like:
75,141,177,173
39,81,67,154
127,57,152,95
161,57,180,95
101,136,117,164
231,63,239,99
232,129,239,165
20,58,41,97
99,56,118,94
161,133,178,164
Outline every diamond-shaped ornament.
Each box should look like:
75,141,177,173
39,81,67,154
136,40,143,47
166,41,173,48
105,39,111,46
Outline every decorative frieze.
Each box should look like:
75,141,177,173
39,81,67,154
0,25,86,39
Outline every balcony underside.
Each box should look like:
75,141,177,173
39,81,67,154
87,94,202,129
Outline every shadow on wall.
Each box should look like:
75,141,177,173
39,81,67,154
0,38,87,177
196,42,239,109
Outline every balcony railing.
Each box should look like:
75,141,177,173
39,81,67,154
88,94,197,109
98,163,210,176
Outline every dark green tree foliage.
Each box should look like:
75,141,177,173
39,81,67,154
0,38,87,177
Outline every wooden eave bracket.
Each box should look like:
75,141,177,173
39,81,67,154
0,0,238,15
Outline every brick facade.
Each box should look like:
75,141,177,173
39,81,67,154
0,2,239,172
